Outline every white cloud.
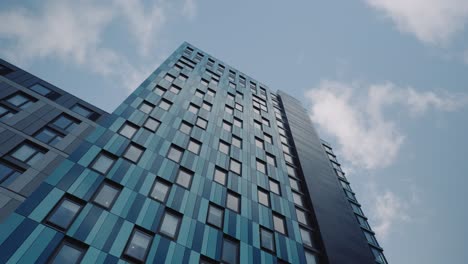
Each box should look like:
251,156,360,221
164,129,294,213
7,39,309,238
371,190,411,239
306,80,467,169
365,0,468,45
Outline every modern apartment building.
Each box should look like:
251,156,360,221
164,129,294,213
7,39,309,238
0,43,386,264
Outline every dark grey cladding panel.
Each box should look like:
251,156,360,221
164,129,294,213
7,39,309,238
278,91,374,264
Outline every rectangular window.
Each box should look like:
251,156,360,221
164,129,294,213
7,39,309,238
305,250,319,264
0,105,16,120
351,203,364,216
273,214,287,235
213,166,227,186
207,89,216,97
123,227,153,263
176,168,193,189
372,248,387,264
229,82,236,89
286,165,296,177
169,84,181,94
258,188,270,207
255,137,264,149
256,159,267,174
167,145,184,163
195,89,205,98
222,120,232,132
284,153,293,164
49,238,88,264
179,121,193,135
92,180,122,209
296,207,309,226
154,85,166,96
222,237,239,264
46,195,84,231
226,191,240,213
227,93,235,101
289,177,300,191
300,228,314,248
356,215,370,229
119,122,139,139
52,114,80,132
196,117,208,129
292,192,304,207
264,133,273,144
235,103,243,112
266,153,276,166
158,210,182,240
139,101,155,114
233,117,242,128
178,73,188,81
231,136,242,149
188,103,199,114
6,92,36,109
201,78,209,86
164,74,175,82
144,117,160,132
71,104,93,118
0,161,24,190
30,83,52,96
159,99,172,111
254,120,262,130
260,227,276,253
219,140,230,155
206,203,224,229
151,178,172,203
364,230,379,246
225,105,234,115
34,127,64,145
202,101,212,111
229,158,241,175
123,143,145,163
10,142,45,166
91,152,116,175
187,138,202,154
262,117,270,127
269,179,281,195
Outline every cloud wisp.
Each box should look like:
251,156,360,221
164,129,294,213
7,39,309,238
364,0,468,45
306,80,467,170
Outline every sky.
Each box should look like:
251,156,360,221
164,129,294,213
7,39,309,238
1,0,468,263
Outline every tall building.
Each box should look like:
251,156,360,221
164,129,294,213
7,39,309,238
0,43,387,264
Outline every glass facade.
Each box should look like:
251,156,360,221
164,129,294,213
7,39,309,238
0,43,385,264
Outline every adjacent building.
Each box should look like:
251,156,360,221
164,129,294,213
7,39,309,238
0,43,387,263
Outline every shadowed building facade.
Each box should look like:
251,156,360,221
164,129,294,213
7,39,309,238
0,43,386,263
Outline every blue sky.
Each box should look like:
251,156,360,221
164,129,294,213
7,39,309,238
1,1,468,263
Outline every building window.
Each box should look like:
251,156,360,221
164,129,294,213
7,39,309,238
356,215,370,229
179,121,193,134
229,82,236,89
229,159,241,175
0,161,24,190
286,165,296,177
260,227,275,253
372,248,387,264
159,99,172,111
351,203,364,216
235,103,243,112
119,122,139,139
46,195,84,231
269,179,281,195
30,83,52,96
123,228,153,263
305,250,319,264
71,104,93,118
6,92,36,109
222,120,232,132
253,107,260,115
258,188,270,207
221,237,239,264
273,214,287,235
178,73,188,81
232,136,242,148
144,117,160,132
213,166,227,186
167,145,184,163
225,105,234,115
284,153,293,164
169,85,182,94
195,89,205,98
296,207,309,226
139,101,154,114
256,159,267,174
0,105,16,120
202,101,212,111
176,168,193,189
226,191,240,213
292,192,304,207
10,142,45,166
49,238,88,264
266,153,276,166
158,210,182,240
207,89,216,97
123,144,145,163
206,203,224,229
196,117,208,129
164,74,175,82
262,118,270,127
219,140,230,155
91,152,116,175
364,230,379,246
233,118,242,128
34,127,64,145
52,114,80,132
254,120,262,130
289,177,300,191
151,178,171,203
255,137,264,149
201,79,209,86
263,133,273,144
93,180,122,209
154,85,166,96
227,93,235,101
188,103,199,114
300,228,314,248
187,138,202,154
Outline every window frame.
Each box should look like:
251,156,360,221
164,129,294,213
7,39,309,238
157,209,183,240
206,203,225,229
122,227,154,263
92,179,122,209
45,195,85,231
